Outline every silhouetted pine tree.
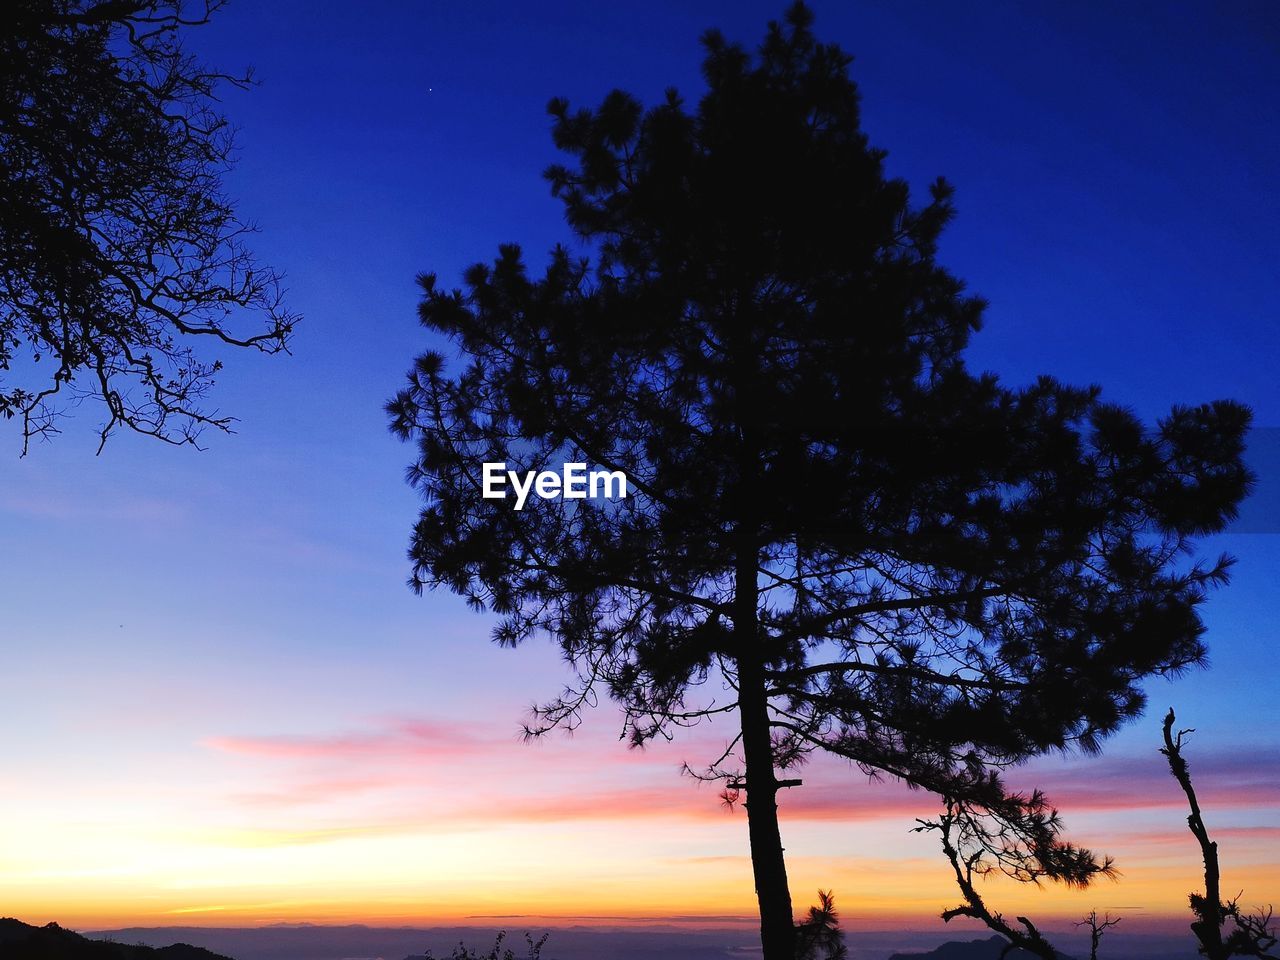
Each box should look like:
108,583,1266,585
389,5,1251,958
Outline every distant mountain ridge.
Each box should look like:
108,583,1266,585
889,935,1077,960
77,924,1205,960
0,919,237,960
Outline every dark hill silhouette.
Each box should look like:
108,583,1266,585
0,919,236,960
889,936,1077,960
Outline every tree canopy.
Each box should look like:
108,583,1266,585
0,0,295,452
389,5,1251,958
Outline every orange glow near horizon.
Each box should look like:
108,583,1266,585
2,694,1276,935
5,790,1277,933
2,704,1277,934
8,865,1265,935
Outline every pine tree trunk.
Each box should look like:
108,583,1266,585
736,548,795,960
738,656,796,959
730,317,794,960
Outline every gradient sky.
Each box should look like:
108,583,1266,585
1,0,1278,936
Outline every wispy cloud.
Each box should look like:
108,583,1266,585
204,717,492,761
201,716,1280,851
1016,746,1280,813
1092,824,1280,848
0,490,188,524
229,775,405,808
203,823,428,847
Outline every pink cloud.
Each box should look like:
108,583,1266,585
386,776,928,828
203,717,493,761
203,715,1279,843
1012,747,1280,814
1090,824,1280,848
229,774,405,808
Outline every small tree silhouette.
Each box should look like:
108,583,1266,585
1162,710,1277,960
1076,911,1121,960
794,890,848,960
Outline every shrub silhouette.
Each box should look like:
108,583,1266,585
423,931,548,960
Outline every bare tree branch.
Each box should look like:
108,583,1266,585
1,0,297,452
1161,709,1277,959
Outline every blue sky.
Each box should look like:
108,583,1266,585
0,0,1276,930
